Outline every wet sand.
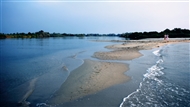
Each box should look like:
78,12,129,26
94,48,142,60
49,59,129,105
49,38,190,106
93,39,190,60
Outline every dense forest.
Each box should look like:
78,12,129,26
0,28,189,40
120,28,190,40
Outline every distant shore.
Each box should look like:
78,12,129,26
1,28,189,39
48,38,190,106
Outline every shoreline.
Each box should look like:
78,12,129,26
48,38,190,106
93,39,190,60
49,59,130,105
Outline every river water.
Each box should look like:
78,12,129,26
0,36,124,107
0,37,189,107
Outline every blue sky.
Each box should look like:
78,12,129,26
0,0,189,34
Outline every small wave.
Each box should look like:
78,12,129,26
120,77,190,107
120,63,165,107
69,51,86,59
18,78,38,107
156,59,163,64
62,64,69,71
36,103,51,107
120,49,165,107
145,65,164,78
120,46,190,107
153,50,161,56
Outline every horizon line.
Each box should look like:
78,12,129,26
1,28,190,34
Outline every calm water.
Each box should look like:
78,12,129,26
0,36,124,107
120,43,190,107
1,38,189,107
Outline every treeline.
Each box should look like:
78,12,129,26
120,28,190,40
0,30,118,39
0,28,190,39
0,30,50,39
51,33,118,37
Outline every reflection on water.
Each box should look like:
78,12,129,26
0,36,124,106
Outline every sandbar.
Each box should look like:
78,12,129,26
49,59,129,105
93,39,190,60
49,38,190,106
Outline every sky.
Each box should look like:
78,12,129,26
0,0,189,34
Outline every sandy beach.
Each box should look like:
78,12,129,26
48,38,190,106
49,59,129,105
93,39,190,60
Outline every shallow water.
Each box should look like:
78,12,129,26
1,38,189,107
0,36,124,107
120,43,190,107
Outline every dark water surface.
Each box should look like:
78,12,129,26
0,37,124,107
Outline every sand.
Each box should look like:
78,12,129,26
49,38,190,106
93,39,190,60
94,48,142,60
49,59,129,105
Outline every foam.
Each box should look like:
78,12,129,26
153,50,161,56
120,49,165,107
36,103,50,107
156,59,163,64
120,45,190,107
